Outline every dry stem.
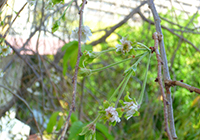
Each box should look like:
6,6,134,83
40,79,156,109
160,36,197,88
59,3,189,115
165,80,200,95
59,0,87,139
153,32,172,140
148,0,177,138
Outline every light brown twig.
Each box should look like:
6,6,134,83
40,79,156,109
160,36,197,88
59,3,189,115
59,0,87,139
165,80,200,95
147,0,177,139
153,32,172,140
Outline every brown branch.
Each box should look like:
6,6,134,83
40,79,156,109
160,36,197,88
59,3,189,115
153,32,172,140
147,0,177,139
89,1,147,46
165,80,200,95
59,0,87,139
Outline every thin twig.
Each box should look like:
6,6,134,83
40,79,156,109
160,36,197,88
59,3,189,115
89,1,147,46
165,80,200,95
153,32,172,140
3,2,28,38
59,0,87,139
147,1,177,139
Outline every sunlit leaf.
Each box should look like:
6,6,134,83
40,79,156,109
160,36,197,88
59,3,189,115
52,20,61,33
68,121,85,140
46,111,60,133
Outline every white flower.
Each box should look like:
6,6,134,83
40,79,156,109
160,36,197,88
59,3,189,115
35,82,40,87
0,45,12,56
116,37,133,53
33,91,40,96
123,101,138,120
0,69,4,78
71,25,92,43
27,88,33,93
105,106,121,123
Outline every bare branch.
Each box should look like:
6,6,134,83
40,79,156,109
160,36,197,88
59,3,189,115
153,32,172,140
3,2,28,38
59,0,87,139
89,1,147,46
147,0,177,139
165,80,200,95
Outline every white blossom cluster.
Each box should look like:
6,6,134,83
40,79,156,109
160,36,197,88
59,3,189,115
0,45,12,57
123,101,138,120
71,25,92,43
105,106,121,123
116,37,133,54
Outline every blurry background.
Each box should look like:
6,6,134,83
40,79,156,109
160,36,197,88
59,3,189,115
0,0,200,139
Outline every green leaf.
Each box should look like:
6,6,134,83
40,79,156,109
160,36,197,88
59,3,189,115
133,111,140,117
68,121,85,140
56,115,64,131
62,41,78,75
103,100,110,109
52,0,64,5
61,41,78,51
116,108,123,118
81,44,93,52
124,93,133,102
96,123,114,140
46,111,60,133
1,21,4,26
52,20,61,33
69,48,78,68
71,112,78,123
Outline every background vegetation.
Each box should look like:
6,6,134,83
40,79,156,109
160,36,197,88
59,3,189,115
0,0,200,139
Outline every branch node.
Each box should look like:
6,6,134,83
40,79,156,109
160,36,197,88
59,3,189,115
149,46,155,53
157,32,163,41
155,78,158,82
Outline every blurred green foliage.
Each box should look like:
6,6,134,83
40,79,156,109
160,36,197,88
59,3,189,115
16,10,200,139
68,13,200,139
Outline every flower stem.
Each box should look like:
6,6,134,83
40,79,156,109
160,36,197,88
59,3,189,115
92,114,101,124
115,70,133,107
137,52,151,105
108,75,127,102
137,42,151,52
58,0,74,21
91,52,147,73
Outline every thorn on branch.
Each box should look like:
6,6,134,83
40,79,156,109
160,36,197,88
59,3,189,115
180,80,183,82
155,78,158,82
